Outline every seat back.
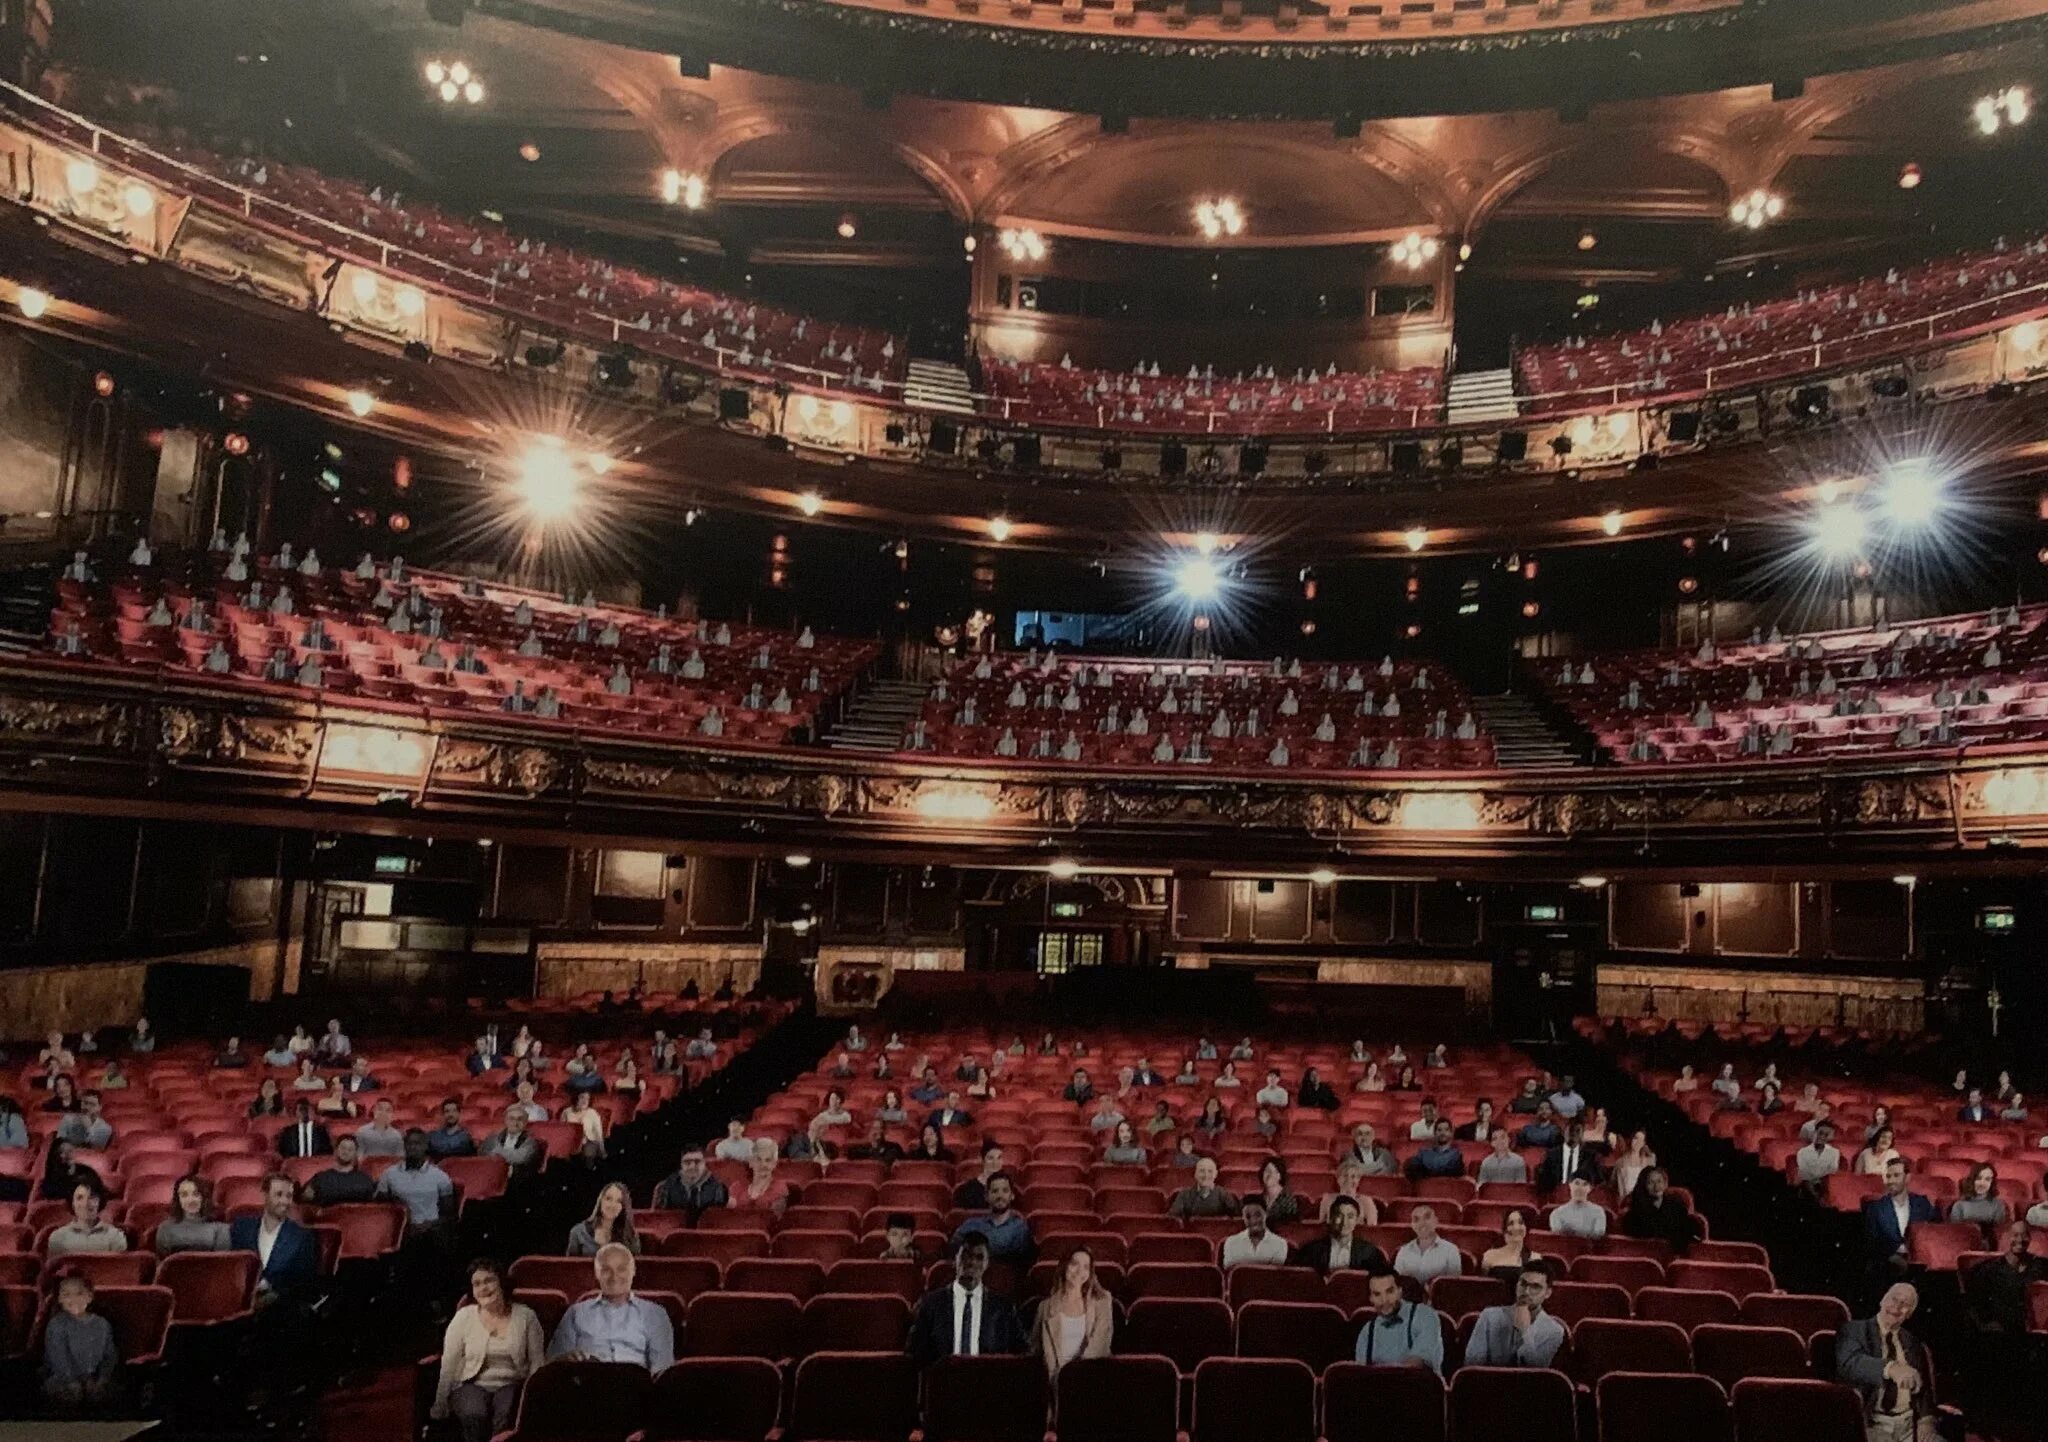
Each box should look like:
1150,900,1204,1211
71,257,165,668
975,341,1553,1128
1690,1325,1809,1390
825,1258,924,1304
1120,1297,1232,1374
1571,1318,1691,1384
1727,1379,1865,1442
1233,1300,1351,1372
1191,1357,1316,1442
1321,1362,1447,1442
725,1257,826,1301
1633,1286,1741,1331
1448,1367,1575,1442
1595,1372,1732,1442
155,1250,259,1323
505,1358,656,1442
923,1354,1048,1442
790,1350,920,1442
1126,1262,1221,1299
640,1357,783,1442
1225,1265,1326,1308
1055,1355,1181,1442
802,1292,912,1353
90,1284,176,1365
1737,1293,1849,1336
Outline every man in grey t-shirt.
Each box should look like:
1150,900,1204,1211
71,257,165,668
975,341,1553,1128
354,1099,405,1157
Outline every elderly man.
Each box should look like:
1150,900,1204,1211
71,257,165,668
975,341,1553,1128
479,1105,545,1179
651,1146,729,1218
1466,1263,1566,1367
1344,1123,1400,1177
1837,1283,1935,1442
549,1244,674,1373
1168,1157,1240,1219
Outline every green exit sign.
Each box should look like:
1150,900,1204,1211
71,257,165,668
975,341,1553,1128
1051,902,1083,919
374,855,417,876
1524,903,1563,923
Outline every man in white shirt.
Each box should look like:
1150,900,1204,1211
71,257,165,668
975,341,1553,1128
1795,1121,1843,1188
907,1234,1026,1366
713,1118,756,1163
1254,1070,1290,1109
1393,1205,1463,1284
1220,1199,1290,1270
1476,1129,1528,1185
1547,1177,1609,1239
1408,1098,1444,1142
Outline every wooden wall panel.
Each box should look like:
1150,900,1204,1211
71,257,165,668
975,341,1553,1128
686,857,758,932
533,941,761,999
494,845,571,925
1828,880,1912,960
1250,881,1311,942
1174,878,1235,941
1330,881,1397,944
1611,884,1690,952
1597,963,1925,1032
1713,883,1798,957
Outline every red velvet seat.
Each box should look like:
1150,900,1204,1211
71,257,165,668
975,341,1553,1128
923,1354,1048,1442
1120,1297,1233,1374
1596,1372,1732,1442
1055,1354,1181,1442
1127,1234,1213,1265
0,1284,40,1359
1233,1300,1351,1372
725,1257,826,1301
155,1250,259,1330
802,1292,912,1353
1544,1281,1632,1327
1665,1261,1774,1302
84,1283,175,1366
40,1250,153,1290
1321,1362,1447,1442
1572,1256,1665,1296
1737,1292,1849,1335
1191,1357,1316,1442
1633,1285,1741,1331
501,1358,656,1442
1427,1274,1510,1320
633,1356,782,1442
1225,1265,1325,1308
1727,1379,1865,1442
1125,1262,1222,1300
789,1350,920,1442
635,1257,722,1305
681,1291,804,1361
319,1202,408,1258
663,1230,769,1267
514,1288,570,1336
1449,1366,1575,1442
824,1258,923,1305
1571,1318,1691,1384
1692,1322,1810,1390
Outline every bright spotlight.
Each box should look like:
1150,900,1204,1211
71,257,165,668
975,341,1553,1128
514,441,581,522
1880,459,1942,527
997,227,1047,262
1193,198,1246,240
1176,556,1221,602
1193,530,1219,556
1976,86,2030,134
1404,527,1427,553
64,158,99,197
1810,501,1870,561
395,285,425,317
121,182,154,217
988,515,1013,543
784,852,813,869
16,286,50,319
424,60,447,85
660,169,707,209
797,490,824,517
462,80,485,104
1390,232,1441,269
344,389,375,418
1729,189,1785,229
1307,868,1338,886
1576,874,1608,889
1601,509,1623,537
1047,858,1081,879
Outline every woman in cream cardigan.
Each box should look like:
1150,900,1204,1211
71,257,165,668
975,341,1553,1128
1033,1245,1114,1378
431,1257,547,1442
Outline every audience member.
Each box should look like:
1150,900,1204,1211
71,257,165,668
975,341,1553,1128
1476,1129,1527,1184
951,1173,1033,1263
954,1141,1008,1209
378,1129,457,1234
427,1099,478,1159
1794,1121,1842,1188
1344,1122,1399,1176
1220,1198,1289,1270
38,1141,102,1202
568,1182,641,1256
1547,1176,1608,1239
41,1272,120,1416
1353,1265,1444,1374
1393,1205,1463,1283
731,1138,794,1214
1861,1158,1938,1281
1480,1208,1543,1283
231,1174,318,1303
1032,1245,1113,1378
1837,1282,1935,1442
1465,1263,1566,1367
1515,1101,1562,1149
1623,1168,1700,1254
651,1146,729,1217
1294,1195,1385,1275
355,1099,405,1157
431,1257,546,1442
909,1234,1025,1366
1610,1130,1656,1200
303,1136,379,1205
47,1183,128,1257
548,1244,674,1373
55,1090,112,1150
1253,1157,1301,1223
277,1100,331,1158
712,1118,755,1163
1405,1119,1464,1179
1406,1098,1443,1141
1540,1122,1601,1191
479,1106,545,1178
878,1213,924,1262
1167,1158,1239,1218
155,1175,232,1254
1947,1162,2011,1234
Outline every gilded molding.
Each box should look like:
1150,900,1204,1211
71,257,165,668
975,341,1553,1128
0,696,135,750
433,739,571,797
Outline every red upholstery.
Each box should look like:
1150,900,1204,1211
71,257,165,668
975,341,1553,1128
154,1250,259,1328
1544,1282,1632,1327
1448,1367,1576,1442
724,1257,826,1301
680,1291,803,1361
1737,1293,1850,1335
41,1251,153,1290
1225,1265,1326,1308
1321,1362,1447,1442
1122,1297,1234,1374
501,1358,657,1442
1596,1372,1733,1442
1571,1319,1692,1384
634,1356,783,1442
1191,1357,1317,1442
788,1350,920,1442
87,1284,175,1366
1055,1354,1182,1442
1665,1262,1774,1302
1691,1325,1811,1389
922,1354,1048,1442
1233,1300,1352,1372
1633,1286,1742,1331
801,1292,912,1353
1727,1379,1866,1442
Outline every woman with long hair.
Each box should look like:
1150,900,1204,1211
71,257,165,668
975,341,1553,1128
1856,1126,1900,1176
1317,1160,1381,1226
1194,1097,1229,1142
876,1089,907,1125
155,1175,232,1255
1257,1157,1301,1224
247,1077,285,1119
1480,1208,1544,1284
42,1074,80,1114
1948,1162,2010,1232
38,1140,102,1201
910,1124,954,1164
1353,1063,1385,1093
1610,1130,1656,1201
1103,1120,1148,1167
1033,1245,1113,1378
430,1257,546,1442
567,1181,641,1256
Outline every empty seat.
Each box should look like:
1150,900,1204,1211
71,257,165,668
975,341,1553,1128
663,1230,769,1267
1233,1300,1351,1372
636,1356,782,1442
500,1359,655,1442
1449,1367,1575,1442
789,1350,920,1442
682,1292,804,1361
824,1258,923,1305
155,1250,259,1330
1666,1262,1774,1302
802,1292,912,1353
1633,1286,1741,1331
1728,1379,1865,1442
510,1257,603,1297
1225,1265,1325,1308
725,1257,826,1301
1125,1263,1221,1299
1572,1256,1665,1296
1545,1281,1632,1327
1691,1325,1809,1390
1596,1372,1732,1442
1055,1354,1181,1442
1571,1318,1691,1384
1321,1362,1447,1442
1428,1275,1510,1320
89,1283,176,1366
1737,1293,1849,1336
43,1251,153,1290
635,1257,723,1305
923,1354,1048,1442
1120,1297,1233,1374
1191,1357,1316,1442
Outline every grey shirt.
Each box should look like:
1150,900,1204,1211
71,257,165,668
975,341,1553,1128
47,1222,129,1256
377,1161,455,1225
354,1122,405,1157
1477,1153,1528,1184
154,1219,232,1255
1547,1200,1608,1239
43,1309,118,1388
1465,1305,1566,1367
1393,1238,1463,1283
1794,1144,1841,1184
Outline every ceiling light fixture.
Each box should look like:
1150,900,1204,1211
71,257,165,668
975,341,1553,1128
997,227,1047,262
1404,526,1427,553
344,389,375,418
1308,868,1338,886
659,168,707,209
836,213,858,240
15,286,50,319
1601,509,1623,537
1390,232,1441,270
988,515,1013,543
1729,188,1786,229
1975,86,2030,135
1897,162,1922,190
1193,198,1246,240
1047,858,1081,879
797,490,824,517
1577,230,1598,251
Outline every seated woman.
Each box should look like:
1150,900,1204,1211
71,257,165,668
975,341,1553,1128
1580,1107,1613,1149
731,1138,794,1215
316,1077,359,1119
1949,1163,2011,1234
1297,1067,1340,1111
42,1075,80,1114
1212,1061,1243,1090
1255,1157,1301,1224
560,1091,607,1164
42,1272,120,1417
964,1065,996,1102
567,1181,641,1256
291,1057,327,1093
1318,1160,1381,1226
908,1123,955,1165
430,1257,546,1442
1193,1097,1229,1143
1855,1125,1901,1175
611,1051,645,1101
1610,1130,1656,1201
814,1089,854,1128
155,1176,232,1255
1479,1208,1545,1286
1354,1063,1386,1093
875,1089,908,1125
1033,1245,1114,1380
1102,1120,1149,1167
248,1078,286,1119
1391,1065,1421,1092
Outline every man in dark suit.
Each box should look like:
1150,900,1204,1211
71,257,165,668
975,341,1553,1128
1957,1088,1992,1124
342,1056,380,1094
1836,1282,1936,1442
907,1234,1026,1368
1539,1122,1603,1192
1861,1157,1939,1292
1293,1195,1387,1276
276,1100,333,1159
926,1091,975,1131
230,1173,320,1303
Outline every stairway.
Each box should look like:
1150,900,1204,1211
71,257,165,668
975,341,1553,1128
1470,691,1582,769
902,358,976,415
822,678,927,753
1445,367,1521,425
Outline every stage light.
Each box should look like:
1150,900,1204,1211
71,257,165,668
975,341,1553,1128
1898,162,1922,190
836,213,858,239
514,438,581,522
784,853,813,869
659,169,707,209
797,490,824,517
1810,500,1870,561
1458,241,1473,261
1577,230,1598,251
1390,232,1440,269
1678,576,1699,594
1892,873,1917,887
1175,556,1221,602
997,228,1046,261
92,371,115,397
16,286,49,319
1576,874,1608,888
463,80,484,104
449,61,470,83
1729,188,1785,229
1522,600,1541,618
988,515,1013,543
1194,198,1246,240
1976,86,2030,134
519,142,541,163
1047,858,1081,879
344,389,375,418
395,285,425,317
64,158,98,197
223,432,250,456
121,182,154,217
1878,458,1943,527
1601,509,1623,537
1308,868,1337,885
1193,530,1219,556
424,60,447,84
1404,527,1427,553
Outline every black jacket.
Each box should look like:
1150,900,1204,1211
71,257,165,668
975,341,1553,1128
907,1285,1028,1368
276,1120,334,1158
1292,1237,1388,1277
1539,1142,1603,1190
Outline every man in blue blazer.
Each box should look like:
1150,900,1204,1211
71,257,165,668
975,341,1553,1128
230,1173,320,1304
1861,1157,1939,1295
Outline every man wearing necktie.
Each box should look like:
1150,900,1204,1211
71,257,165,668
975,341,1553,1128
1541,1121,1601,1192
277,1099,332,1158
908,1234,1025,1367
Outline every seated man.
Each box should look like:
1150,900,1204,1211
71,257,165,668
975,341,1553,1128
548,1244,675,1373
1515,1101,1563,1150
1408,1098,1444,1142
1167,1158,1240,1219
927,1091,974,1130
277,1100,333,1159
1795,1121,1843,1188
651,1147,729,1218
343,1056,381,1094
479,1105,546,1179
55,1091,113,1151
908,1234,1026,1366
953,1141,1007,1211
1405,1119,1465,1180
1477,1129,1528,1185
1859,1158,1938,1280
949,1174,1033,1265
712,1119,755,1164
1392,1205,1462,1284
1293,1195,1385,1276
1546,1176,1608,1239
1353,1265,1444,1374
1837,1282,1935,1442
1220,1198,1289,1271
1465,1263,1566,1367
354,1098,405,1158
910,1068,947,1106
46,1183,128,1257
425,1099,478,1159
212,1035,251,1069
1344,1123,1400,1178
230,1173,318,1305
376,1129,457,1235
1539,1122,1602,1192
302,1135,378,1206
1060,1069,1094,1105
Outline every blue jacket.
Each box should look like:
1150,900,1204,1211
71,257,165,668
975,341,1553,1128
228,1215,319,1294
1860,1191,1939,1258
